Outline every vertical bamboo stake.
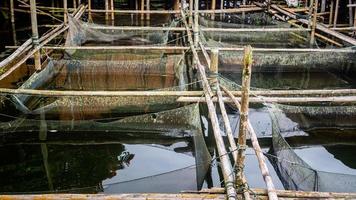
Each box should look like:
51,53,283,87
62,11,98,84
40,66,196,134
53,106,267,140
321,0,326,12
30,0,41,71
220,0,224,20
210,48,218,88
88,0,92,21
307,0,314,29
189,0,193,26
328,0,334,26
211,0,216,20
10,0,15,23
349,0,353,26
220,85,278,200
333,0,339,28
78,0,81,6
110,0,114,22
146,0,150,21
105,0,109,22
73,0,76,8
236,46,252,187
64,0,68,24
10,0,17,45
354,7,356,28
217,86,251,200
194,0,199,47
140,0,144,21
310,0,318,46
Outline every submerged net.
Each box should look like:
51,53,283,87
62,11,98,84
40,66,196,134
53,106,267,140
268,104,356,192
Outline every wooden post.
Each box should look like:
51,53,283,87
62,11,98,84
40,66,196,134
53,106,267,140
220,0,224,20
30,0,41,71
105,0,109,21
146,0,150,20
310,0,318,46
10,0,15,23
88,0,92,21
174,0,180,11
321,0,326,12
64,0,68,24
110,0,114,22
10,0,17,45
307,0,314,29
194,0,199,47
236,46,252,188
73,0,76,8
211,0,216,20
189,0,193,26
78,0,81,6
140,0,144,21
329,0,334,26
349,0,354,26
210,48,219,88
333,0,339,27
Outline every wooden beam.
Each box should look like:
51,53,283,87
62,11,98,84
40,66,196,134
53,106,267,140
30,0,41,71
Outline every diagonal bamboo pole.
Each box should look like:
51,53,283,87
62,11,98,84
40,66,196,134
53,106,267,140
181,8,237,200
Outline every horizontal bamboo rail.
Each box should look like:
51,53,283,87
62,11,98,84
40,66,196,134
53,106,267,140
0,5,87,81
40,46,356,53
87,6,262,14
0,88,356,97
2,188,356,200
177,96,356,104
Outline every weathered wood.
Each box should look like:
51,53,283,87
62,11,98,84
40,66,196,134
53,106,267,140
270,4,356,46
193,0,199,46
41,46,356,53
0,5,86,80
189,0,193,26
235,46,252,190
0,39,32,69
181,9,237,200
349,0,354,26
63,0,67,24
177,96,356,104
146,0,150,20
211,0,216,19
333,0,339,27
221,85,278,200
310,0,318,45
1,88,356,97
199,42,211,68
30,0,41,71
329,0,334,26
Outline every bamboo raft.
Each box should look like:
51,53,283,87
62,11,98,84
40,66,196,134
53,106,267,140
1,0,356,199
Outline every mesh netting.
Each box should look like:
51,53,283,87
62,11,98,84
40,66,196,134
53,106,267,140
268,104,356,192
199,13,310,48
65,16,178,50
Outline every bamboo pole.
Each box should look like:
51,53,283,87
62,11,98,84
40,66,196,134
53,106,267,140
209,48,218,85
199,42,211,68
87,6,261,14
30,0,41,71
333,0,339,27
105,0,109,21
193,0,199,47
221,85,278,200
0,5,86,80
235,46,252,188
216,85,251,200
88,0,91,21
349,0,354,26
64,0,67,24
146,0,150,20
181,8,237,200
140,0,144,20
329,0,334,26
73,0,76,8
10,0,15,23
177,96,356,104
110,0,114,22
189,0,193,26
310,0,318,45
211,0,216,19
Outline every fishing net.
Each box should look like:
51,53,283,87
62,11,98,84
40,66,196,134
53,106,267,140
65,16,178,50
268,104,356,192
199,13,310,48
